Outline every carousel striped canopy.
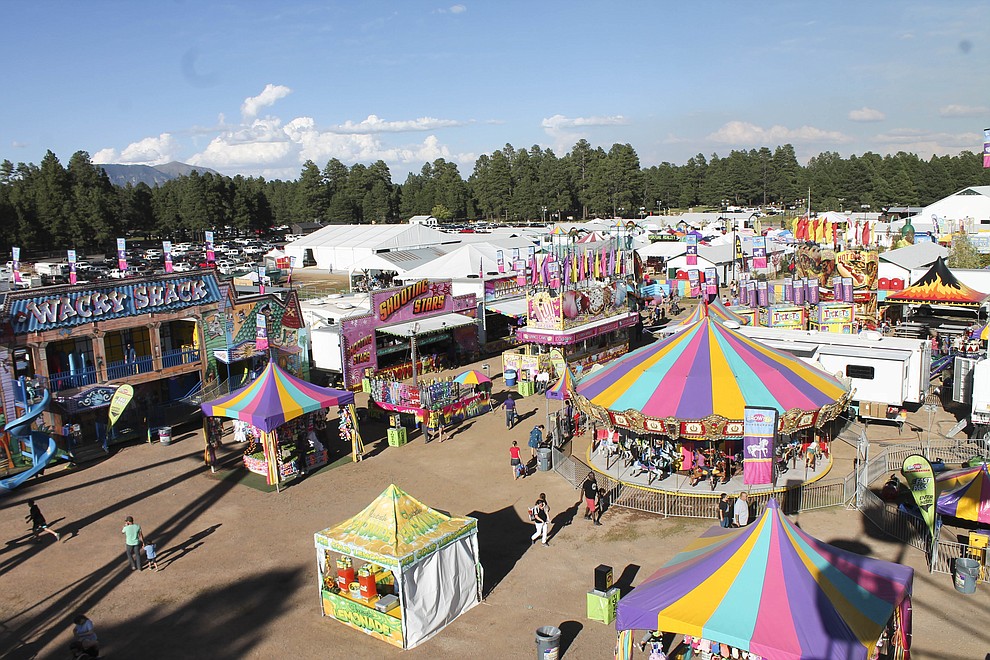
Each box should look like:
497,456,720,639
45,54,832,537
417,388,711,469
201,361,354,432
936,463,990,523
677,299,744,326
546,367,575,401
576,315,849,437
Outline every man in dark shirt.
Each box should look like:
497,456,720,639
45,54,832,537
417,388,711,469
502,394,517,429
581,472,602,526
26,500,60,541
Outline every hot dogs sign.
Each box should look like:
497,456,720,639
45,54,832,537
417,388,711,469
795,246,878,290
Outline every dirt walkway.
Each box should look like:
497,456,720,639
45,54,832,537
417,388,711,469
0,357,987,659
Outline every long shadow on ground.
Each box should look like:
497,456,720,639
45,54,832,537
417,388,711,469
469,506,533,597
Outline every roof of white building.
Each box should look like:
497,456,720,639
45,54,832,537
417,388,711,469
286,224,460,251
877,241,949,270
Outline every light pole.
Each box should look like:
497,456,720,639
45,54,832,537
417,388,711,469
541,206,547,224
408,322,421,385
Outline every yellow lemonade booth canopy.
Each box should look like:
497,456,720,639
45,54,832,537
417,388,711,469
314,484,482,649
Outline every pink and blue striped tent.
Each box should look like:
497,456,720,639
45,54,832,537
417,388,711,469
545,367,575,401
616,499,914,660
936,463,990,523
201,361,354,432
576,316,849,437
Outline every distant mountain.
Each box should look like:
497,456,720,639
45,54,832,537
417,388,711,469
97,161,221,187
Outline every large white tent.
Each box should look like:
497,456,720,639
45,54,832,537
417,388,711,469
283,224,461,271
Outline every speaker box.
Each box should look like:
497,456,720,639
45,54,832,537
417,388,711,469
594,564,613,593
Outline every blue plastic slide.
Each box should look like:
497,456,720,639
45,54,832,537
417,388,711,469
0,389,58,493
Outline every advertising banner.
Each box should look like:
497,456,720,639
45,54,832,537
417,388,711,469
752,236,767,269
793,277,804,305
807,278,820,304
756,280,769,307
686,234,698,266
256,313,269,351
783,278,793,303
205,231,216,265
67,249,77,285
527,291,564,329
107,384,135,428
11,247,21,284
322,591,403,648
163,241,173,273
984,127,990,169
704,267,718,296
116,238,127,272
258,266,266,294
841,276,854,304
688,269,700,297
901,454,936,538
743,406,777,485
373,279,454,324
747,282,757,307
496,249,504,273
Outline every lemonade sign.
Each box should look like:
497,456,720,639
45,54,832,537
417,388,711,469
322,590,403,647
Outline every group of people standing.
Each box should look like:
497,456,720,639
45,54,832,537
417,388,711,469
716,492,750,528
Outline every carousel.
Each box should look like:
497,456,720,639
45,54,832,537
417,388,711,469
575,308,851,493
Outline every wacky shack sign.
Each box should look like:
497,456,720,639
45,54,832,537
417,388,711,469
7,274,222,333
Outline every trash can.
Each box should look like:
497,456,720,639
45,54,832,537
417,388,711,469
535,625,562,660
954,557,980,594
505,369,517,387
158,426,172,446
537,447,552,472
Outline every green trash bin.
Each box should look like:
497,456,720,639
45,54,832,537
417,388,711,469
954,557,979,594
535,625,561,660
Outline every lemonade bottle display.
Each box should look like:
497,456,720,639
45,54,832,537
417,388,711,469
336,557,354,591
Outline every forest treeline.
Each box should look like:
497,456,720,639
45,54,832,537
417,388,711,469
1,141,988,253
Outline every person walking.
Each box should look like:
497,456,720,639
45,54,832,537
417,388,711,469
25,499,60,542
509,441,524,479
122,516,145,571
717,493,732,528
582,472,602,525
502,394,517,429
530,494,550,546
528,424,544,461
733,492,750,527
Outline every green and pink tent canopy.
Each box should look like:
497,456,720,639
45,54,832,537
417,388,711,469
201,361,354,432
575,315,850,439
616,499,914,660
936,463,990,523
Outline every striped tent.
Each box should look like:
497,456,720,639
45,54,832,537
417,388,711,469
201,361,354,432
576,315,850,439
677,299,745,327
616,499,914,660
936,463,990,523
546,367,576,401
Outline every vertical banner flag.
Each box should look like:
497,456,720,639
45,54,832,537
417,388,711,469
686,234,698,266
67,249,77,285
205,231,215,265
747,282,757,307
752,236,767,269
734,235,744,271
549,257,560,289
783,277,794,303
256,313,269,351
832,276,843,302
496,249,505,273
704,267,718,296
807,277,820,304
107,384,135,428
743,406,777,485
757,280,769,307
984,128,990,168
841,276,854,303
793,277,805,305
512,247,520,262
688,269,700,297
163,240,173,273
287,255,296,284
116,238,127,272
901,454,936,538
514,259,527,286
11,247,21,284
527,245,536,260
258,266,266,294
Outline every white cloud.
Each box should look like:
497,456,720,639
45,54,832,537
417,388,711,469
541,114,627,130
939,104,990,118
331,114,468,134
871,128,981,155
435,4,467,13
848,107,885,122
241,84,292,120
707,121,851,145
93,133,178,165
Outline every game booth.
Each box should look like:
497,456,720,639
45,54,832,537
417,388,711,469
314,484,482,649
200,361,361,490
614,499,914,660
575,312,851,492
367,376,491,444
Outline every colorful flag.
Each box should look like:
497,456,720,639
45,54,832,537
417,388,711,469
163,240,173,273
757,280,769,307
901,454,936,538
67,249,77,285
116,238,127,272
686,234,698,266
11,247,21,284
704,267,717,296
752,236,767,269
984,128,990,168
743,407,777,485
256,313,269,351
496,249,504,273
205,231,215,265
108,384,135,428
688,269,700,297
258,266,266,294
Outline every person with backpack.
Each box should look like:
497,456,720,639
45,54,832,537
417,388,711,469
529,494,550,546
528,424,544,461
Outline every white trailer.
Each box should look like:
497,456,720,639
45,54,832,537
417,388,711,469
970,358,990,437
33,262,69,278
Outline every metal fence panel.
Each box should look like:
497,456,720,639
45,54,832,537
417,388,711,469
931,539,990,584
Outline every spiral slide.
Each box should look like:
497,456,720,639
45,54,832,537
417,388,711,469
0,389,58,493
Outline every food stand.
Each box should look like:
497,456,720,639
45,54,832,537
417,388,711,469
314,484,482,649
201,361,359,489
368,377,490,435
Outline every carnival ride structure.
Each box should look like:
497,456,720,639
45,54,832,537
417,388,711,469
0,389,58,493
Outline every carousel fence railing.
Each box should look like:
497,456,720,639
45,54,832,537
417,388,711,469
930,538,990,584
884,438,985,471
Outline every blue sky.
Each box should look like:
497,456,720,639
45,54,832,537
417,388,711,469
2,1,987,181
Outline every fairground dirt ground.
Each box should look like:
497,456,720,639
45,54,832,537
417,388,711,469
2,305,989,658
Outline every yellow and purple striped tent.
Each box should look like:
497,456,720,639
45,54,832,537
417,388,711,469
616,499,914,660
677,299,745,327
576,316,850,438
936,463,990,523
201,361,354,432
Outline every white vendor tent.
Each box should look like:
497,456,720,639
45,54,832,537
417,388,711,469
314,484,482,649
284,224,461,271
